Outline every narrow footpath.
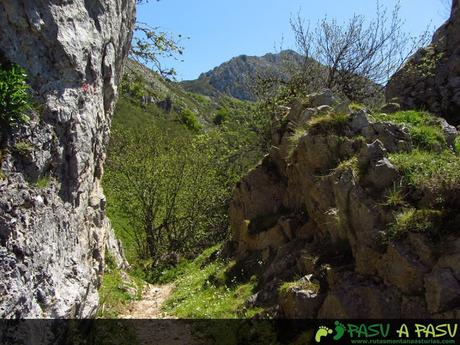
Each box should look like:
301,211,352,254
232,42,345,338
118,283,195,345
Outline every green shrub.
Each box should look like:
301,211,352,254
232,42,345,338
455,136,460,155
0,64,31,130
121,74,146,100
179,108,201,131
213,108,230,125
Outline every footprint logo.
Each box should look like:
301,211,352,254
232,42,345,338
333,321,346,341
315,326,333,343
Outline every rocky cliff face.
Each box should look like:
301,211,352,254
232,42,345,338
0,0,135,318
229,90,460,318
386,0,460,125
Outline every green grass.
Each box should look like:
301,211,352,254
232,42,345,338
389,208,444,239
389,150,460,194
455,136,460,155
334,156,358,174
13,140,33,156
287,127,307,158
374,110,447,150
97,256,145,318
103,201,138,264
307,112,350,135
162,244,258,318
373,110,431,126
278,279,320,296
410,125,446,150
33,175,50,189
349,102,366,112
112,97,160,129
384,184,407,208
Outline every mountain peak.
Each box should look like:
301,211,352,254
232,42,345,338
181,50,304,101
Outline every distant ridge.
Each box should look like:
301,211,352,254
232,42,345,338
180,50,304,101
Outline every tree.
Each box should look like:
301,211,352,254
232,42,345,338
130,1,187,78
289,1,430,103
130,21,185,78
252,1,430,108
104,120,230,263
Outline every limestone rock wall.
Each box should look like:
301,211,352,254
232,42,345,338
229,91,460,318
0,0,135,318
386,0,460,125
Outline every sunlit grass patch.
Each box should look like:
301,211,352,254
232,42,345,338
374,110,447,151
389,208,444,239
162,244,257,318
307,112,350,135
97,254,145,318
389,150,460,194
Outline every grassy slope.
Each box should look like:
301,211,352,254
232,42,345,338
161,244,262,319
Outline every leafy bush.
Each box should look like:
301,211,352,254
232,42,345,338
105,94,264,278
213,108,230,125
179,108,201,131
0,64,31,130
121,77,146,100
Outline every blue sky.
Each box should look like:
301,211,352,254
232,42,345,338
136,0,448,81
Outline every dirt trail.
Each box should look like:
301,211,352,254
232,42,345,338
119,284,196,345
119,283,173,319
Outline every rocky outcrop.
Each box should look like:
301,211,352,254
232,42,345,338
229,90,460,318
0,0,135,318
386,0,460,125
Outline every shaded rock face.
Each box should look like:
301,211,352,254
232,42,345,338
386,0,460,125
229,90,460,318
0,0,135,318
